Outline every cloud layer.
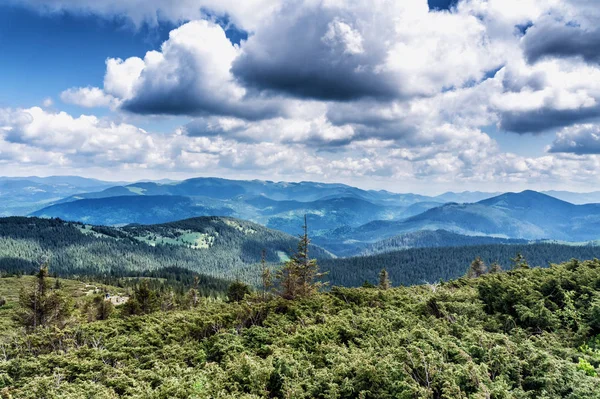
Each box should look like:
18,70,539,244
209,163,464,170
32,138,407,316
5,0,600,191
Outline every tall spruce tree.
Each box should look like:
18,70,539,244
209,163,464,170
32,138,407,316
489,262,503,274
123,280,160,316
15,263,71,330
227,280,252,303
378,269,391,290
511,253,529,270
260,249,273,300
277,215,326,300
467,257,487,278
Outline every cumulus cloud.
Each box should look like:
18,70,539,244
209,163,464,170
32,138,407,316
549,124,600,154
65,20,284,119
7,0,600,191
232,0,503,101
61,87,117,108
50,0,600,137
490,60,600,133
523,19,600,65
1,107,157,166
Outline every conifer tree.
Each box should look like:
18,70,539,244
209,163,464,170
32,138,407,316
123,280,160,316
362,280,376,289
489,262,503,274
84,295,114,322
378,268,391,290
277,215,327,299
15,263,71,330
467,257,487,278
227,280,251,302
95,296,114,320
187,275,200,308
511,253,529,270
260,249,273,300
161,289,176,311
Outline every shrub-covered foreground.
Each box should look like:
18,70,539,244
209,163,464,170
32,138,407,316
2,260,600,398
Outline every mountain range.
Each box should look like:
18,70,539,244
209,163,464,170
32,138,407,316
3,176,600,256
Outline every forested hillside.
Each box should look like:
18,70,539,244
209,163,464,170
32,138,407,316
359,229,528,256
321,243,600,287
0,217,331,284
3,217,600,288
2,260,600,397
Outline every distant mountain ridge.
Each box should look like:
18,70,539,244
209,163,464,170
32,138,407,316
330,191,600,248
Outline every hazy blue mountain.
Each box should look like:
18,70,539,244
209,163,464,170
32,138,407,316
31,177,440,241
542,190,600,205
325,191,600,248
398,201,444,218
55,177,435,206
31,195,234,225
0,177,121,216
247,195,405,235
0,175,126,188
32,192,406,238
11,177,600,257
433,191,501,203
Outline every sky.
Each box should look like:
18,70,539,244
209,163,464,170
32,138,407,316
1,0,600,194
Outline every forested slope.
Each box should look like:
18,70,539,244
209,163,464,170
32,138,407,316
2,260,600,397
320,242,600,287
0,217,331,284
359,229,528,256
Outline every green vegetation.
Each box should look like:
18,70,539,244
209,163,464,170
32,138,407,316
0,274,127,336
1,260,600,397
14,264,72,331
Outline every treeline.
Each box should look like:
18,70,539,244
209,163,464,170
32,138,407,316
320,242,600,287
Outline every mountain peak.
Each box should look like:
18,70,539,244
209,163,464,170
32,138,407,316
478,190,574,208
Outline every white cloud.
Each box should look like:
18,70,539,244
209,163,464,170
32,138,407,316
8,0,281,31
69,20,284,119
322,19,365,55
7,0,600,191
549,124,600,154
104,57,145,99
60,87,117,108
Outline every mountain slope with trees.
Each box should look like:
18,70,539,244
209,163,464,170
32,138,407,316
0,217,332,284
320,242,600,287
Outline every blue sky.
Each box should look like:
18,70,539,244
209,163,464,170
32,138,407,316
0,6,170,110
0,0,599,193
